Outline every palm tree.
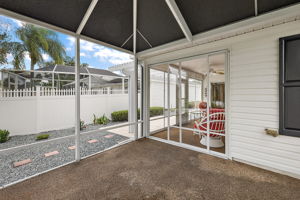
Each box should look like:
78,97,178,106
0,33,27,70
14,24,66,71
41,56,89,68
0,33,11,65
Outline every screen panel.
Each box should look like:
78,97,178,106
0,0,91,32
175,0,255,35
258,0,300,14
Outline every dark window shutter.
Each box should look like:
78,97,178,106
279,34,300,137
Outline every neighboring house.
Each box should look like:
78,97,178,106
0,65,127,93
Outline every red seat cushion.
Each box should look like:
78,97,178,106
194,108,225,137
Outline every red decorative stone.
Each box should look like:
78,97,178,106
88,139,98,143
44,151,59,157
68,146,76,150
13,159,32,168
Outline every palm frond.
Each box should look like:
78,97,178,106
15,24,66,69
10,42,26,70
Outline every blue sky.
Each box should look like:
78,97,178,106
0,15,132,70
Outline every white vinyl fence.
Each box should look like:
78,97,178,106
0,87,132,136
0,80,199,136
0,87,127,98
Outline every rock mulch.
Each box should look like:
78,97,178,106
0,129,129,187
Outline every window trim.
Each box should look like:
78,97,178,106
279,34,300,137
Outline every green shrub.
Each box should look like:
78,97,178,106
80,120,85,130
36,134,49,140
111,110,128,122
188,102,195,109
149,107,164,117
93,114,110,125
111,107,163,122
0,129,10,143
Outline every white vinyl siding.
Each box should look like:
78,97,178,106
229,21,300,177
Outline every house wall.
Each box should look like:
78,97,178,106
144,19,300,178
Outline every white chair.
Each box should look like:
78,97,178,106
194,111,225,148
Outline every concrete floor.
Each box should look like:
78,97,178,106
0,139,299,200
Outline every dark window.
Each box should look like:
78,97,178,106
279,34,300,137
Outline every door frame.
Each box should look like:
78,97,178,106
144,49,231,159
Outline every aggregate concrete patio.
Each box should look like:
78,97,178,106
0,139,299,200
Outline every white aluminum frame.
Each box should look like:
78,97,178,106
0,0,142,187
178,62,183,143
146,50,229,159
76,0,99,34
75,37,81,161
167,67,171,140
165,0,192,42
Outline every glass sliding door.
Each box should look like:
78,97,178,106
206,53,226,154
149,68,167,134
149,51,227,156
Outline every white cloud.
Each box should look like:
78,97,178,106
67,36,75,45
24,52,31,61
6,53,13,61
42,53,50,61
94,47,132,65
80,52,87,57
0,21,12,31
65,47,72,51
12,19,25,27
80,40,100,52
66,38,132,65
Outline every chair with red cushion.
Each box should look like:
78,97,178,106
194,108,225,148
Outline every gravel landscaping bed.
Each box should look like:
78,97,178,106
0,130,129,187
0,122,122,150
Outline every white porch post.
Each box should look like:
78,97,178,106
142,63,150,137
129,0,138,139
122,78,125,94
75,37,81,162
